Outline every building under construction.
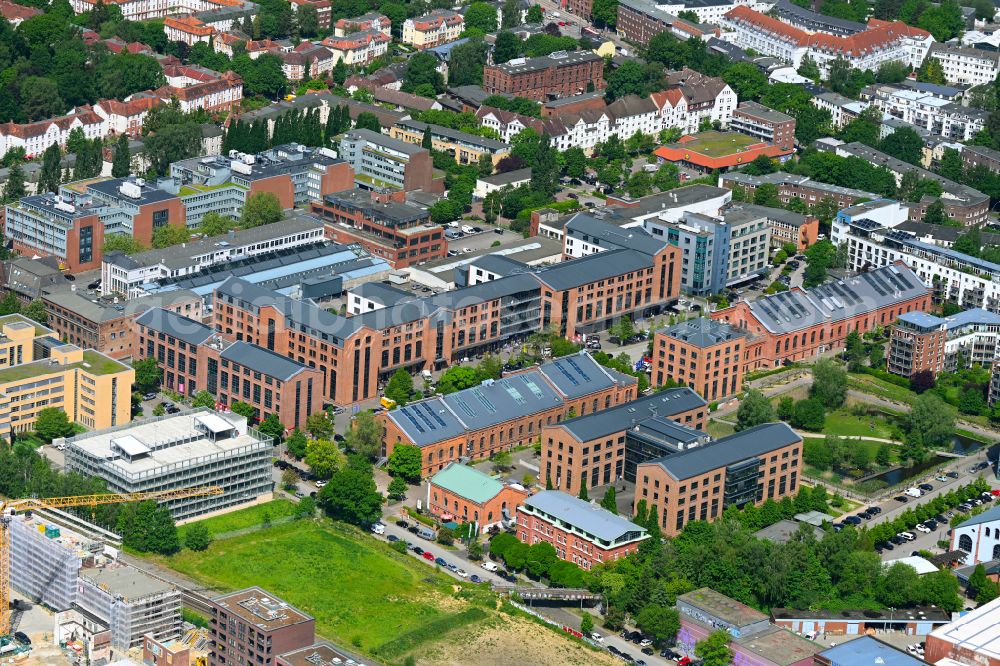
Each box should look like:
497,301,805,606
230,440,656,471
76,563,182,651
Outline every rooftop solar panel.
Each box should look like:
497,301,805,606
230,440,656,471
524,378,545,400
555,363,580,386
566,357,591,383
505,385,526,405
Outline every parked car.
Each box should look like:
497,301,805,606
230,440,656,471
947,471,960,478
411,546,423,555
919,483,934,492
470,574,483,583
591,633,604,643
894,495,909,503
890,535,905,545
868,506,882,515
435,557,447,566
370,522,384,535
936,475,949,482
456,569,469,578
422,551,435,561
142,393,157,401
915,523,931,534
844,515,862,525
494,228,504,235
387,534,399,542
899,532,916,541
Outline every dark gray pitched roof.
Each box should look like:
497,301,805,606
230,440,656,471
135,308,214,346
648,422,800,480
534,249,652,291
563,213,668,255
537,351,633,400
659,317,745,347
557,388,706,442
220,341,310,381
350,281,416,307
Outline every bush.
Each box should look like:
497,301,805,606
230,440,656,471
390,539,408,554
437,526,455,545
858,366,912,388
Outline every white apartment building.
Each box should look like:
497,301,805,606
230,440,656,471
833,205,1000,313
863,84,987,141
322,29,391,66
657,0,771,25
0,109,107,159
162,15,215,44
334,11,391,37
721,7,933,76
69,0,250,21
402,9,463,49
654,69,738,134
927,44,1000,87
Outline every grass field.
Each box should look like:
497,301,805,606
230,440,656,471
706,418,736,438
160,519,488,656
676,130,755,157
177,499,297,540
821,411,896,439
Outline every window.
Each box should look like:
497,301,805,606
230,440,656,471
959,534,973,552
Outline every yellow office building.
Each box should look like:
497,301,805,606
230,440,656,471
0,315,134,437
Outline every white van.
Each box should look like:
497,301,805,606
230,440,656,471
481,561,499,572
905,487,922,498
371,523,385,535
461,225,475,234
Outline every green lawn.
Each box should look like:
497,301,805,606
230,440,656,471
178,499,297,540
159,520,488,656
706,418,736,438
848,374,918,405
821,411,896,439
673,131,755,157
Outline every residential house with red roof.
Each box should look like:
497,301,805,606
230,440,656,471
0,0,41,26
402,9,463,49
94,97,161,137
163,15,215,45
334,11,391,37
278,42,334,81
322,29,391,66
0,109,107,159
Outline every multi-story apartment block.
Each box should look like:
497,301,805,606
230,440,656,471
834,214,1000,312
711,263,931,372
310,189,444,268
888,308,1000,378
482,51,606,102
154,70,244,114
42,288,201,359
382,352,638,476
339,128,442,192
70,0,250,21
81,176,187,246
542,387,708,495
401,9,463,49
334,11,390,36
845,142,990,226
391,119,511,166
516,490,648,570
888,311,948,378
209,588,315,666
643,206,771,296
163,15,215,44
76,563,182,651
651,69,738,135
720,7,932,77
289,0,331,28
0,107,106,159
729,101,796,151
658,0,770,24
277,42,334,82
322,29,390,66
93,97,161,137
62,409,274,520
991,362,1000,406
428,462,529,530
962,143,1000,174
615,0,737,45
927,44,1000,87
771,0,864,35
9,513,101,612
0,339,132,438
636,422,802,536
101,216,325,297
862,84,987,142
135,309,324,429
720,171,873,211
653,317,747,401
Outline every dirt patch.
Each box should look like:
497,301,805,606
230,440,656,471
416,615,619,666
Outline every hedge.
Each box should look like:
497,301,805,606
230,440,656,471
856,366,912,389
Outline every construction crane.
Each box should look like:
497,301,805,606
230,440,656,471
0,486,223,637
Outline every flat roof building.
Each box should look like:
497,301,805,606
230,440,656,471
677,587,771,638
926,595,1000,666
814,636,930,665
62,409,274,521
209,587,315,666
77,563,181,652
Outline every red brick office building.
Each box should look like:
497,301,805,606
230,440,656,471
516,490,648,570
652,317,747,402
427,462,529,529
711,263,931,372
483,51,605,101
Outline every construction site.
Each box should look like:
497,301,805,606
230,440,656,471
0,488,220,666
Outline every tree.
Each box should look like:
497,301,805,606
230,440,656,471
917,0,964,41
354,112,381,133
604,60,663,101
281,468,299,491
152,224,190,249
464,2,498,32
437,366,482,394
696,630,733,666
318,456,383,526
132,357,162,393
736,389,774,431
385,369,413,406
230,401,257,421
285,428,308,458
954,227,982,257
580,613,594,636
917,57,946,84
910,369,936,394
791,398,826,431
810,359,847,408
578,478,588,500
117,500,180,555
184,523,212,551
526,4,543,22
879,127,924,166
192,390,216,408
144,122,202,176
437,526,455,546
387,443,423,483
876,443,892,467
295,2,318,36
869,343,885,369
743,154,776,176
35,407,73,442
305,439,343,480
635,605,680,647
845,330,865,371
753,183,782,208
402,52,444,94
923,199,947,225
969,564,1000,604
344,410,381,460
592,0,617,27
1,163,26,204
493,31,522,64
388,476,407,501
305,412,333,440
104,234,147,255
38,144,62,195
258,413,285,442
904,393,954,459
241,191,283,228
601,487,617,514
22,299,47,325
777,396,795,421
